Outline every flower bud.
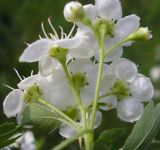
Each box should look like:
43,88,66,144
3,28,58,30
128,27,152,41
64,1,91,26
49,45,68,64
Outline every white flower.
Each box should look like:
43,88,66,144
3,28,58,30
100,58,154,122
72,0,141,62
39,59,98,109
19,20,95,77
3,74,40,118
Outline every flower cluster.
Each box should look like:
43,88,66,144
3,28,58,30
3,0,153,140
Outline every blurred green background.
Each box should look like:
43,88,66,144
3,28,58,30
0,0,160,149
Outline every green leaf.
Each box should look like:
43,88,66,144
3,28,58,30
94,128,125,150
96,128,125,144
0,135,21,149
0,122,22,149
21,103,60,132
123,101,160,150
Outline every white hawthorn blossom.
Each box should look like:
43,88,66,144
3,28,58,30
19,20,95,77
3,74,40,118
100,58,154,122
64,0,141,62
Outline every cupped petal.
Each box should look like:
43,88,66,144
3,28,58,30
113,58,137,83
104,37,123,62
55,34,84,49
129,74,154,102
39,55,61,77
101,74,117,95
117,97,143,122
59,123,77,138
19,39,54,62
83,4,98,22
3,89,24,117
69,30,97,59
115,14,140,39
18,74,40,90
68,59,94,74
100,95,118,110
95,0,122,20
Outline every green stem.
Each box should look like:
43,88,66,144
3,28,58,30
37,97,81,131
104,37,129,56
90,43,105,129
86,92,114,110
52,130,91,150
62,63,86,127
61,63,88,149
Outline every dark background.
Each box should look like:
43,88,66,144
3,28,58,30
0,0,160,149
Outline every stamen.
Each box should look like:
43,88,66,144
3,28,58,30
24,42,30,46
59,26,64,39
49,33,57,40
39,35,42,39
4,84,15,90
14,68,23,81
67,23,76,38
41,22,49,39
63,33,67,38
48,18,59,39
31,70,34,76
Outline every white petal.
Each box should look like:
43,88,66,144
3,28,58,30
18,74,40,90
95,0,122,20
115,15,140,39
40,69,75,110
130,74,154,101
113,58,137,83
83,4,97,22
104,37,123,62
117,97,144,122
101,74,117,95
94,111,102,129
68,59,94,74
3,89,24,117
55,36,83,49
39,55,61,77
100,95,118,110
59,124,77,138
19,39,54,62
70,31,96,59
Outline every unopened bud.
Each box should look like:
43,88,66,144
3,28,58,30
128,27,152,41
64,1,91,26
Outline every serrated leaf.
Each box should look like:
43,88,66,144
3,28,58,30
21,103,60,132
96,128,125,144
123,101,160,150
